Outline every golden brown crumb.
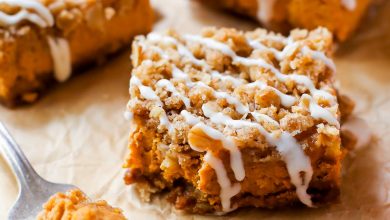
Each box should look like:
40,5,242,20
37,189,126,220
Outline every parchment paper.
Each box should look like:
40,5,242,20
1,0,390,219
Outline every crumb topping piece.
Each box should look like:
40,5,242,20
127,27,340,212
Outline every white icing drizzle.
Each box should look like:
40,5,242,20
128,31,343,210
201,104,313,207
251,39,336,73
183,34,336,104
190,79,249,115
189,123,245,181
204,151,241,212
48,0,84,10
172,66,192,83
251,111,280,129
129,75,172,132
0,8,47,27
47,37,72,82
302,46,336,72
180,110,200,125
0,0,73,82
213,90,249,115
170,65,249,116
288,74,336,104
341,0,357,11
302,94,340,129
182,110,243,212
131,76,162,104
124,110,134,121
269,132,313,206
189,123,244,211
0,0,54,27
123,98,138,123
211,71,245,87
156,79,191,108
47,0,66,11
256,0,277,23
254,38,333,73
247,80,297,107
341,116,372,151
104,7,116,20
147,33,210,69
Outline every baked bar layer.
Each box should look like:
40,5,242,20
37,189,126,220
196,0,372,41
0,0,153,106
124,27,353,213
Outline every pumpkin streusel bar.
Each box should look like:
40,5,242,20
0,0,153,106
196,0,372,41
123,27,355,214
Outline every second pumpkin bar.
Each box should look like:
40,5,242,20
196,0,372,41
0,0,153,106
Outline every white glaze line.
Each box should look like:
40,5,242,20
269,131,313,206
204,152,241,212
0,9,48,27
201,103,313,207
124,111,134,121
247,80,297,107
251,111,280,129
249,37,336,73
144,34,299,113
211,71,245,87
190,123,245,182
341,116,372,151
130,76,162,105
130,75,172,132
181,110,201,125
183,34,336,104
302,46,336,72
256,0,277,23
188,123,244,212
341,0,357,11
47,37,72,82
156,79,191,108
0,0,54,27
302,94,340,128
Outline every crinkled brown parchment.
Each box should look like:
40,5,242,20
0,0,389,219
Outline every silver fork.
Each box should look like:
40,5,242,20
0,122,76,220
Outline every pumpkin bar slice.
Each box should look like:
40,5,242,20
123,27,354,214
0,0,153,106
196,0,372,41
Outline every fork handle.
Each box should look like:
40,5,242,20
0,122,39,191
